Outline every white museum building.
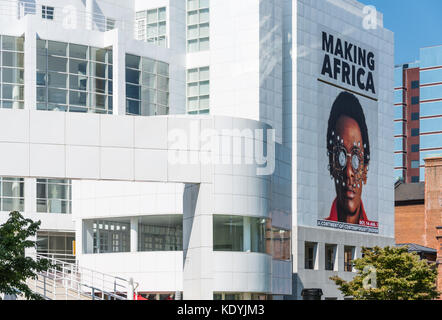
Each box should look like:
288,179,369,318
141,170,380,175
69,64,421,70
0,0,395,300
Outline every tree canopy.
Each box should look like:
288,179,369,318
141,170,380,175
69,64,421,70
330,246,439,300
0,211,51,300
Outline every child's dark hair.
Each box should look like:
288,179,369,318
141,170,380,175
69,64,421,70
326,91,370,175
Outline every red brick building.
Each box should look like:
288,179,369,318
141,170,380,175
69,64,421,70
395,156,442,298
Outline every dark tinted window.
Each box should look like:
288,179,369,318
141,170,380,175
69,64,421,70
411,144,419,152
411,96,419,105
411,176,419,183
411,81,419,89
411,128,419,136
411,112,419,121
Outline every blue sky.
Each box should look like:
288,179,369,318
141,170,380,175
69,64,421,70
359,0,442,65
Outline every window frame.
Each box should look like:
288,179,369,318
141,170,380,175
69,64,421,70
344,246,355,272
304,242,317,270
0,35,25,109
42,5,54,20
135,7,167,48
125,54,169,116
0,177,25,212
186,0,210,52
36,178,72,214
187,66,209,114
37,40,113,114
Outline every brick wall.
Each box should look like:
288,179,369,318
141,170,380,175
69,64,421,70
395,204,425,245
424,158,442,250
437,226,442,300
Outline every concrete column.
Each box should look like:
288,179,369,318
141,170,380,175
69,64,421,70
83,220,94,254
111,29,126,115
24,178,36,214
317,242,325,271
337,244,344,272
183,183,214,300
243,217,251,252
11,180,21,212
85,0,94,30
24,178,36,258
130,217,138,252
24,15,36,110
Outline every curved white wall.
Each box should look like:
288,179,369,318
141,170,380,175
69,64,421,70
213,252,272,293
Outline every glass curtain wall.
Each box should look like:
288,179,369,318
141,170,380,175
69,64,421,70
266,227,291,261
187,66,209,114
138,215,183,251
125,54,169,116
36,231,75,256
187,0,210,52
37,40,113,113
93,220,130,253
0,36,24,109
213,215,268,253
0,177,24,212
135,7,167,47
36,179,72,214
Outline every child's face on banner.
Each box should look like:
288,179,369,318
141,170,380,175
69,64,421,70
334,115,367,219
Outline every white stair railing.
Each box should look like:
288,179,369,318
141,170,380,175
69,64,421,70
26,254,138,300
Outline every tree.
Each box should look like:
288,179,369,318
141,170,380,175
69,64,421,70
0,211,51,300
330,246,439,300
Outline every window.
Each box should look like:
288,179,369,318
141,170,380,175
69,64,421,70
213,215,268,253
138,215,182,251
37,40,113,113
394,106,403,120
411,128,419,136
135,7,167,47
0,36,24,109
93,220,130,253
325,244,337,271
36,179,71,214
411,112,419,121
394,153,403,168
411,160,420,169
268,227,291,261
106,18,116,31
411,80,419,89
411,176,419,183
187,0,209,52
187,66,209,114
304,242,317,270
125,54,169,116
394,121,403,136
344,246,355,272
411,144,419,152
36,231,75,262
42,5,54,20
411,96,419,105
0,177,24,212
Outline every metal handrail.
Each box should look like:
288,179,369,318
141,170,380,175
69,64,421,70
26,253,138,300
0,0,124,33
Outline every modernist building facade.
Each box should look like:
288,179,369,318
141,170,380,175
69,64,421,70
394,46,442,183
0,0,394,300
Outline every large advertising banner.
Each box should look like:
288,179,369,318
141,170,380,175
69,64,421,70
316,28,379,234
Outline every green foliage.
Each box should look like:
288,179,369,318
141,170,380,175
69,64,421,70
330,246,439,300
0,211,51,300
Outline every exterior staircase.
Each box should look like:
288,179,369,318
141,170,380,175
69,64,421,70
22,254,138,300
